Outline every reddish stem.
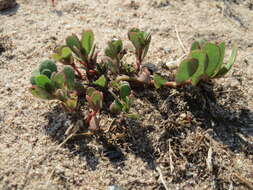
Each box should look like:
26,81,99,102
71,63,83,79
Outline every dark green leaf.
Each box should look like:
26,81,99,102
66,34,82,57
39,60,57,73
119,81,131,99
63,66,75,90
41,69,52,78
81,30,94,55
203,43,220,77
175,58,198,84
190,50,207,85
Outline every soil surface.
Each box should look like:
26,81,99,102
0,0,253,190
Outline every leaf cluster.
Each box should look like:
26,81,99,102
29,29,237,132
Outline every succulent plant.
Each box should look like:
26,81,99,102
128,28,151,71
52,30,98,80
29,29,238,135
175,40,238,86
29,60,78,111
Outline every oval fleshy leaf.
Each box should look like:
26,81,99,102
66,34,82,57
175,58,198,84
39,60,57,74
190,50,207,85
93,75,107,88
91,91,103,111
29,86,54,100
63,66,75,90
128,28,142,50
213,46,237,78
86,87,96,97
119,81,131,99
203,43,220,77
51,72,65,89
81,30,94,55
211,42,225,78
109,100,122,114
35,75,55,92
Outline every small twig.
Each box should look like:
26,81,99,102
156,166,169,190
168,139,174,174
206,147,213,172
46,167,56,186
57,132,76,149
175,25,187,54
233,173,253,190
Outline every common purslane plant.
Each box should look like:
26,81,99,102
29,28,237,133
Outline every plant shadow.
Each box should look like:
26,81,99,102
151,81,253,154
43,104,156,170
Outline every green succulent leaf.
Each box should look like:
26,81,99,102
128,28,142,50
52,46,72,62
105,39,123,59
211,42,225,77
93,75,107,88
86,87,96,97
64,92,78,111
63,66,75,90
203,43,220,77
81,30,94,55
91,91,103,111
29,86,54,100
213,46,237,78
141,32,151,60
51,72,65,89
109,100,122,114
30,69,40,85
190,50,207,85
35,75,55,92
153,74,168,89
66,34,82,57
119,81,131,99
175,58,198,84
39,60,57,74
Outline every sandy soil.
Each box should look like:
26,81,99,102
0,0,253,189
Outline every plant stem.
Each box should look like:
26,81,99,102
115,75,191,88
71,63,83,79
